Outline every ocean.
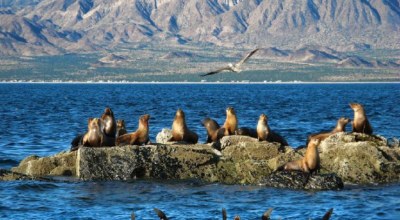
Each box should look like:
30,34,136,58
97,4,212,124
0,83,399,219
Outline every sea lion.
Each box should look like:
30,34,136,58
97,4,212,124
235,127,258,138
284,138,321,173
322,208,334,220
307,117,351,144
116,114,150,146
82,118,106,147
116,119,127,137
202,117,225,143
101,107,117,137
257,114,289,146
70,134,84,151
350,103,373,134
223,107,238,135
169,109,198,144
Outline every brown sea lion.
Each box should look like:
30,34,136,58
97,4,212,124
70,133,84,151
262,208,273,220
82,118,105,147
101,107,117,137
116,114,150,146
350,103,373,134
236,127,258,138
169,109,198,144
307,117,351,144
223,107,238,135
284,138,321,173
257,114,289,146
202,117,225,143
116,119,127,137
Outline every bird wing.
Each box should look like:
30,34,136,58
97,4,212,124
236,48,259,67
200,66,232,77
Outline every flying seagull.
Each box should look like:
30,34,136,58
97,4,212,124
200,48,259,77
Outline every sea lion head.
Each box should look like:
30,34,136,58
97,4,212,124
310,137,321,146
102,107,114,116
116,119,125,129
201,117,219,131
226,106,236,115
175,108,185,117
339,117,351,125
349,103,364,112
259,113,268,122
88,118,102,130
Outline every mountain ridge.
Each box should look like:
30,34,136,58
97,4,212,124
1,0,399,55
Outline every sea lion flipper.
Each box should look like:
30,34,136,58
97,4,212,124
262,208,273,220
153,208,168,220
322,208,333,220
222,208,227,220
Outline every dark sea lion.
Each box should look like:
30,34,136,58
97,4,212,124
169,109,198,144
350,103,373,134
262,208,273,220
70,133,84,151
257,114,289,146
235,127,258,138
116,114,150,146
82,118,105,147
307,117,351,144
284,138,321,173
222,208,227,220
101,107,117,137
116,119,127,137
223,107,238,135
322,208,333,220
202,117,224,143
154,208,168,220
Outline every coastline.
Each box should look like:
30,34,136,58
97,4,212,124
1,81,400,85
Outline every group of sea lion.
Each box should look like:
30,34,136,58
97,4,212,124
283,102,373,174
132,207,333,220
71,103,374,175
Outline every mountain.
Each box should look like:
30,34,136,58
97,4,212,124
0,0,399,55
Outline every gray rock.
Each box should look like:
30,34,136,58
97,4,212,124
156,128,173,144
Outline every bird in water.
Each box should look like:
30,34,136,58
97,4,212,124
200,48,259,77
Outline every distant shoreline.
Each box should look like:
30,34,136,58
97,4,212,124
0,81,399,85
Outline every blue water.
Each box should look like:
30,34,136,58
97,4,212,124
0,83,399,219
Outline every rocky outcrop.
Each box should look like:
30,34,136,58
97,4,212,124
11,151,77,177
7,133,400,189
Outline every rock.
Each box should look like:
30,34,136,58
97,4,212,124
156,128,173,144
77,144,220,181
260,171,343,190
318,133,400,184
8,133,400,188
11,151,77,177
0,169,54,181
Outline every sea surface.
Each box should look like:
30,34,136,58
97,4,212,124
0,83,399,219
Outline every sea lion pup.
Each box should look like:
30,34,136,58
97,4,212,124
82,118,105,147
101,107,117,137
70,133,84,151
257,114,289,146
235,127,258,138
307,117,351,144
202,117,225,143
350,103,373,134
284,138,321,173
116,114,150,146
169,109,199,144
223,106,238,135
116,119,127,137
